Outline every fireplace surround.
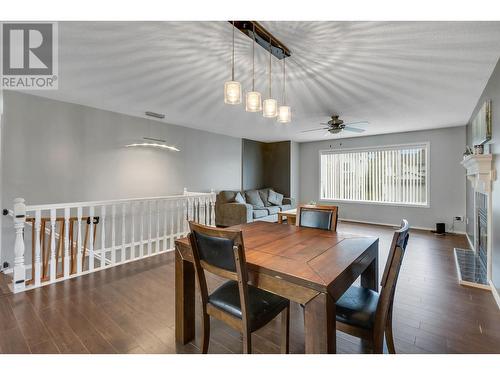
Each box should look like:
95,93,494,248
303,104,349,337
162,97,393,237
455,154,494,288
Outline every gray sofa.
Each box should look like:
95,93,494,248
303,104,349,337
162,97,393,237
215,188,295,227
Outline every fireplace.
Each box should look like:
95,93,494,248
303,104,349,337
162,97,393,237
455,155,493,288
477,192,488,273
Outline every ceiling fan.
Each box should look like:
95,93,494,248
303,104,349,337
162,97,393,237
301,115,369,135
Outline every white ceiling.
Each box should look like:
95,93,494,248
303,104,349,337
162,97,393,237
27,21,500,142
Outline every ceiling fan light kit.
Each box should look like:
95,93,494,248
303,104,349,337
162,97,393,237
301,116,369,135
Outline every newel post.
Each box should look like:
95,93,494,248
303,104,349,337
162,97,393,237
13,197,26,293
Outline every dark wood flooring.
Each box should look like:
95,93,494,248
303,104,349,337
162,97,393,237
1,221,499,354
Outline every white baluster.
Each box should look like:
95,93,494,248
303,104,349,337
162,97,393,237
210,195,216,226
111,204,116,265
88,206,95,271
202,197,207,225
163,200,168,252
63,207,70,278
170,200,175,243
49,208,56,282
156,200,160,253
101,205,107,268
121,203,126,262
140,201,145,258
130,202,135,260
34,210,41,287
12,198,26,293
177,199,182,238
76,207,83,274
183,198,188,235
148,201,152,255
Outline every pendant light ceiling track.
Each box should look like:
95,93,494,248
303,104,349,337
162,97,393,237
230,21,292,60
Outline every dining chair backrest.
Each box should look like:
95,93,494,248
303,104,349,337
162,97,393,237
297,205,339,231
373,219,410,338
188,222,250,325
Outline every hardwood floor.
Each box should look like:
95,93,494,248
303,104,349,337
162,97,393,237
0,221,499,354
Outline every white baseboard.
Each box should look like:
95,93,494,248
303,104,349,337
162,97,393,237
339,217,466,234
490,280,500,310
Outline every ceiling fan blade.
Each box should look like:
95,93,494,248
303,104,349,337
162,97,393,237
343,121,369,127
344,126,366,133
300,127,329,133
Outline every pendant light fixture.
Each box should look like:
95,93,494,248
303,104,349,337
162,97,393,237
277,55,291,123
263,35,277,118
224,21,241,105
245,24,262,112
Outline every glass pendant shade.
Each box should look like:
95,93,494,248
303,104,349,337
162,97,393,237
246,91,262,112
277,105,291,123
224,80,241,104
263,98,278,118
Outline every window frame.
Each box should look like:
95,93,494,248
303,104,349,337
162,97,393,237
318,142,430,208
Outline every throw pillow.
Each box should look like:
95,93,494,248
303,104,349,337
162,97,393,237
268,189,284,206
234,192,246,204
245,190,265,207
258,188,272,207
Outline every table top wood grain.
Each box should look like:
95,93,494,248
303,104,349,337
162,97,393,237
175,221,378,294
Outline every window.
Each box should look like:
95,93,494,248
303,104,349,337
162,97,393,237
320,143,428,206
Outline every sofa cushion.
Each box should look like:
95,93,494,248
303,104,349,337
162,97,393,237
258,188,272,207
218,190,238,204
265,206,280,215
253,209,268,219
234,192,246,204
279,204,292,212
268,189,284,206
245,190,265,208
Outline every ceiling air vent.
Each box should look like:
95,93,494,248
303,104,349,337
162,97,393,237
145,111,165,119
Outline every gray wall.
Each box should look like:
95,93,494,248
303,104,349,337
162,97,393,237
299,126,466,232
290,141,300,201
465,57,500,294
242,139,291,197
1,92,242,264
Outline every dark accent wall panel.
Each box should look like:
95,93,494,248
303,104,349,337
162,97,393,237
263,141,291,197
241,139,266,191
241,139,291,196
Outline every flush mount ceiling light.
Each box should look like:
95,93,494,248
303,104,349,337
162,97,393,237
224,21,242,105
277,57,291,123
263,35,277,118
126,137,180,152
246,23,262,112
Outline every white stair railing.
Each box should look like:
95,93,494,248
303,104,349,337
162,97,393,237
7,189,216,293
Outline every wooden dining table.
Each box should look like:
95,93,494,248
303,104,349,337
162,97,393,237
174,221,379,354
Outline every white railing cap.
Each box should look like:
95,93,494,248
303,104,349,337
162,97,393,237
24,191,216,212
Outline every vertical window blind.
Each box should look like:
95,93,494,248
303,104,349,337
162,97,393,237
320,144,428,206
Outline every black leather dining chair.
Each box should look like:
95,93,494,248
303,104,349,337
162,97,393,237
188,221,290,354
334,219,410,353
297,205,339,231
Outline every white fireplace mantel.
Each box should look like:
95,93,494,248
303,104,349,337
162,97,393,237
461,154,495,193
